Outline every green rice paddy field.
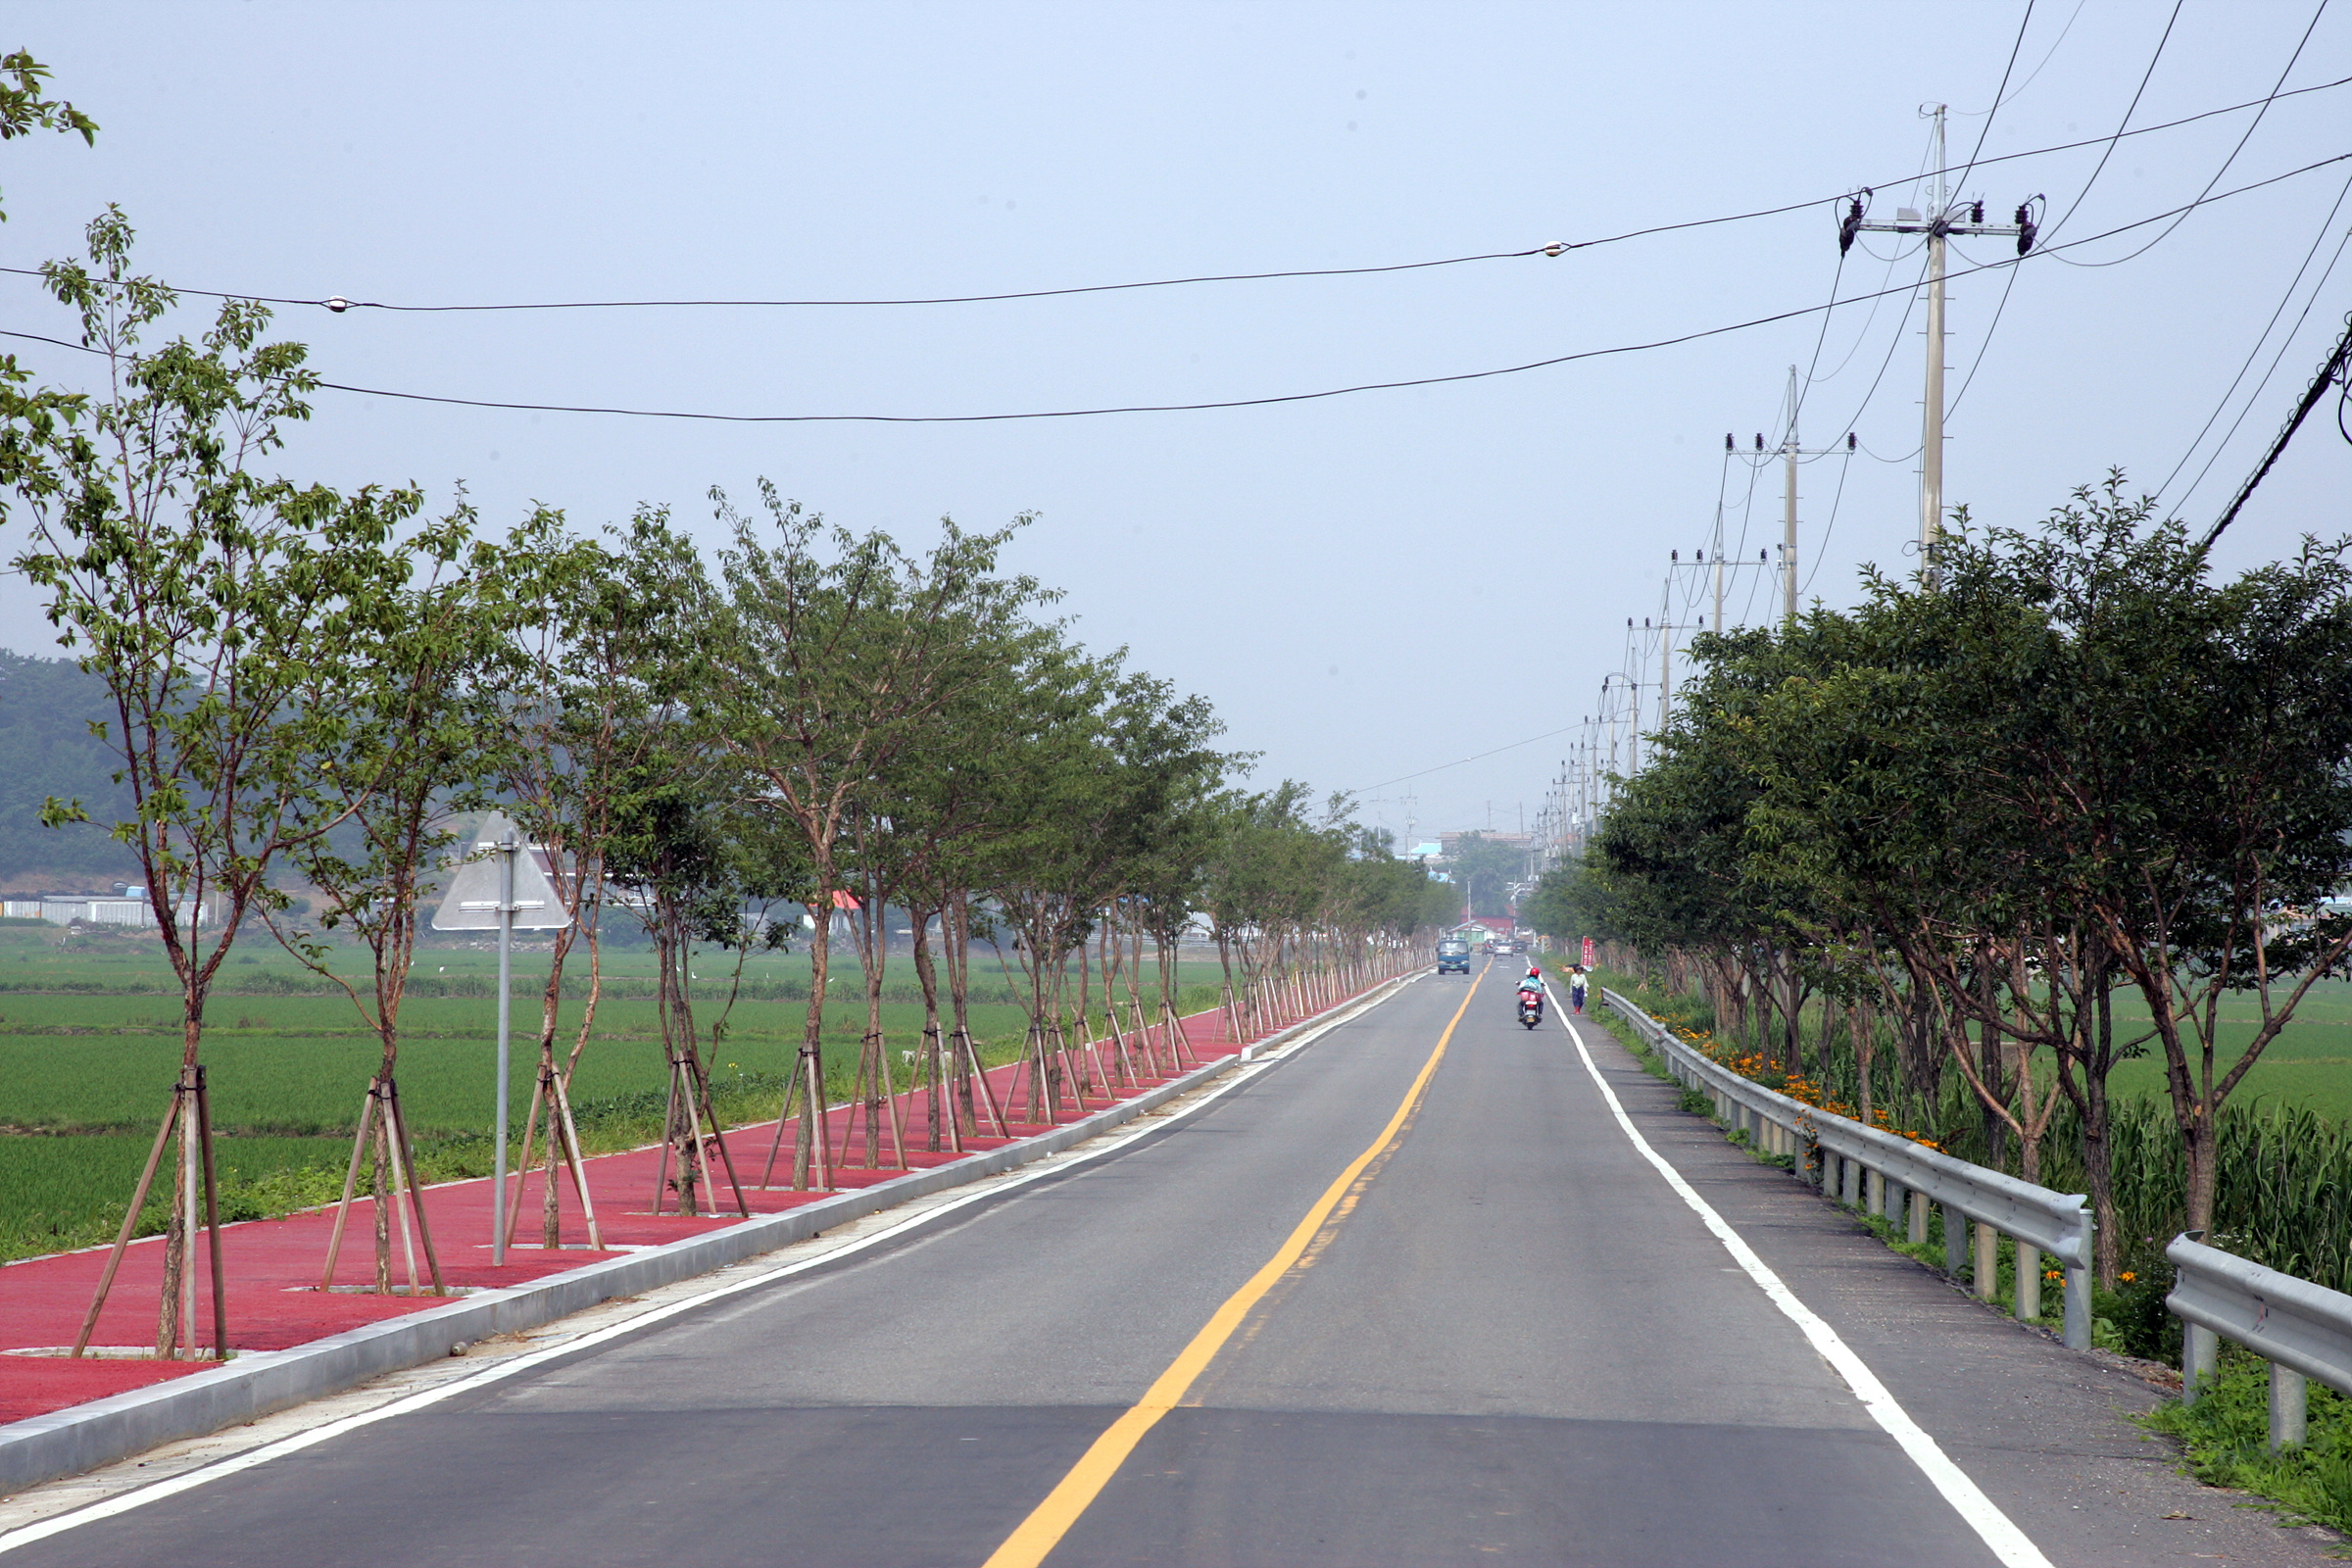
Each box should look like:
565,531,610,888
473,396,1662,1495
0,921,1231,1261
2097,980,2352,1114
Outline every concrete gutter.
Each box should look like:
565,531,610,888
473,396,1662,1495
0,971,1415,1494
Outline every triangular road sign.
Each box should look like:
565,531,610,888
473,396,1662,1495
430,811,572,931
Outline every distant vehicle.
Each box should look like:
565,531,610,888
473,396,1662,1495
1494,937,1524,956
1436,939,1472,974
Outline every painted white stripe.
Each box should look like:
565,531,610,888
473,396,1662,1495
1551,986,2050,1568
0,996,1389,1554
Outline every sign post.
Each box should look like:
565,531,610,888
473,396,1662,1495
493,831,514,1266
1582,936,1596,968
431,812,571,1268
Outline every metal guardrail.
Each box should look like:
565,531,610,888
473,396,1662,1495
1599,987,2093,1351
2167,1233,2352,1451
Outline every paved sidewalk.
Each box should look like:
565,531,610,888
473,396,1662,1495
0,998,1298,1428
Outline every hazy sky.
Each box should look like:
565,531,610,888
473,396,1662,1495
4,2,2347,849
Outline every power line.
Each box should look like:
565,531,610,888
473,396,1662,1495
2202,310,2352,547
2036,0,2183,252
1955,1,2036,195
1947,0,2198,414
8,155,2344,426
1798,444,1858,599
2050,0,2328,269
1356,724,1584,795
2158,167,2352,505
1957,0,2088,122
1797,122,1938,436
3,75,2342,320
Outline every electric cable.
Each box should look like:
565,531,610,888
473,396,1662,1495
2036,0,2182,250
1799,444,1858,600
1947,0,2195,415
1,74,2340,319
1957,0,2088,122
2203,311,2352,546
0,248,1559,313
1356,724,1585,796
1806,124,1936,392
7,155,2343,426
1943,252,2022,419
2157,164,2352,503
2049,0,2328,269
1954,1,2036,195
2172,226,2352,512
1826,253,1932,445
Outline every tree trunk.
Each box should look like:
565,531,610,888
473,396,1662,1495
945,892,976,1133
1977,953,2008,1170
910,905,946,1152
795,897,831,1190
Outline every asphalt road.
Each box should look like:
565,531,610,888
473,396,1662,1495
5,962,2337,1566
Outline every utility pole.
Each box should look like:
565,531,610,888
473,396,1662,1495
1784,368,1799,620
1784,416,1855,621
1709,439,1802,630
1843,105,2037,579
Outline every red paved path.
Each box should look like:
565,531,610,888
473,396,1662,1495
0,988,1373,1427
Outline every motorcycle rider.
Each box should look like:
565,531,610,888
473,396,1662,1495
1516,963,1545,1022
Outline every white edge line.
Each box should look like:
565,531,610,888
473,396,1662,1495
0,990,1385,1554
1548,983,2052,1568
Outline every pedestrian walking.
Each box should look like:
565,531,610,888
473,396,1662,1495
1569,965,1590,1015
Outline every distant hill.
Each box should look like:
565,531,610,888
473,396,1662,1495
0,651,140,886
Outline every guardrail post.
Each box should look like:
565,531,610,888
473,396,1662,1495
1866,1168,1885,1218
1974,1221,1999,1301
2270,1365,2308,1451
1907,1189,1929,1246
1943,1202,1967,1276
1841,1157,1862,1208
2063,1262,2090,1351
2016,1242,2040,1321
2183,1323,2219,1404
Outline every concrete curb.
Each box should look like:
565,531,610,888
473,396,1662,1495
0,969,1417,1494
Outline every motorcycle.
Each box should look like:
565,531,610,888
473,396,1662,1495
1516,991,1544,1029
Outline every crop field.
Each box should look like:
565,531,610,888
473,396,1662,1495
0,921,1235,1261
2095,979,2352,1120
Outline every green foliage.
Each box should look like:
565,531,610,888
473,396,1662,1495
1443,832,1525,919
1589,472,2352,1260
10,212,469,1079
2146,1355,2352,1536
1521,857,1618,944
0,50,96,164
0,51,95,538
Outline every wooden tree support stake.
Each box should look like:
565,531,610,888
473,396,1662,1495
73,1091,181,1358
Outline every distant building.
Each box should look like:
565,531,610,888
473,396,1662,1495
2,891,205,928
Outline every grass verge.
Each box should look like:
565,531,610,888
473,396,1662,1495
2144,1352,2352,1539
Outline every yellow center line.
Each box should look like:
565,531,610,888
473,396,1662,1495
980,968,1485,1568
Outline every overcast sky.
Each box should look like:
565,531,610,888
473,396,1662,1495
4,1,2347,851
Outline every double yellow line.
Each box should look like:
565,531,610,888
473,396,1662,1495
982,970,1484,1568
